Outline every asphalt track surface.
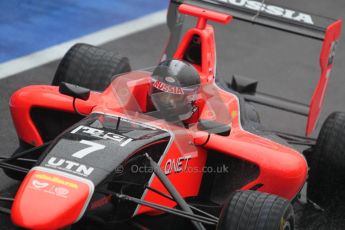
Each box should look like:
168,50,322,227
1,0,345,229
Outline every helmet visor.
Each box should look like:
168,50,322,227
151,87,188,110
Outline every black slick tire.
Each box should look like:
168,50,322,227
307,112,345,208
217,190,294,230
52,43,131,91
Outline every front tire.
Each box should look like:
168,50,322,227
217,190,294,230
52,43,131,91
307,112,345,208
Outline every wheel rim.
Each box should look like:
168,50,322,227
283,220,291,230
281,214,294,230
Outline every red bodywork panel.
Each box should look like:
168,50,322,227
174,4,232,84
9,86,99,146
8,3,310,229
134,140,207,215
10,81,307,217
194,86,307,198
178,4,232,30
10,77,307,223
306,19,342,136
12,167,93,229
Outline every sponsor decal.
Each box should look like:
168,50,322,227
54,187,70,196
35,173,79,189
32,179,49,189
165,76,176,83
90,195,112,210
71,125,132,147
328,41,338,66
45,157,94,177
72,140,105,159
214,0,314,25
153,80,184,95
29,178,71,199
164,155,192,175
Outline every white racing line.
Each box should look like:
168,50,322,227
0,10,167,80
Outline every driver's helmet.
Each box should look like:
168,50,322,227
149,59,200,122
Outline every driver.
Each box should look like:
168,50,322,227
148,59,201,124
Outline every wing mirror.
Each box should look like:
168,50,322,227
59,82,90,101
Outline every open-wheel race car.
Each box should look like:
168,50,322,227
0,1,344,229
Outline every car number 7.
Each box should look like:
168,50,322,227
72,140,106,159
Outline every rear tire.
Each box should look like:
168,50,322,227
307,112,345,208
52,43,131,91
217,190,294,230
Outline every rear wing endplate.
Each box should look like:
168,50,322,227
166,0,342,136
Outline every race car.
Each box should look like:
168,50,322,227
0,1,344,229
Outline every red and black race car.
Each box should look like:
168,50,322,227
0,1,344,229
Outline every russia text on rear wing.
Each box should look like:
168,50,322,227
165,0,342,137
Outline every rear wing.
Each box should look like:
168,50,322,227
165,0,342,136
